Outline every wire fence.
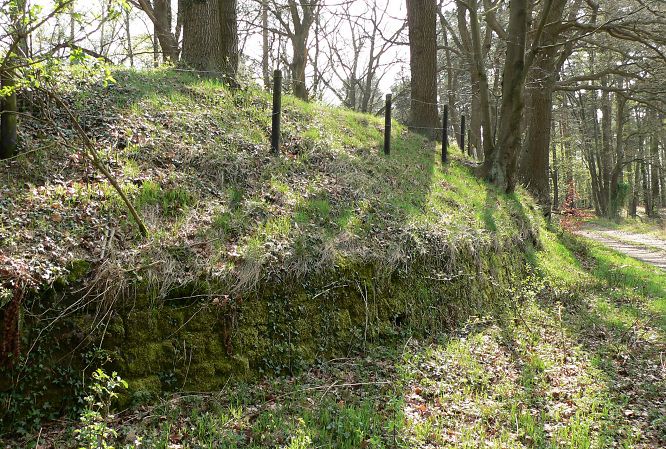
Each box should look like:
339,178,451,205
157,66,465,156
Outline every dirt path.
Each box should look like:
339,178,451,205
578,224,666,270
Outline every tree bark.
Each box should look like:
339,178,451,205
649,113,660,217
459,1,493,159
290,32,308,100
629,161,639,217
483,0,528,192
518,0,567,213
599,84,613,216
552,138,559,210
125,8,134,67
0,0,23,160
137,0,179,63
182,0,221,71
608,91,626,219
262,0,270,89
661,135,666,207
438,13,459,144
0,73,17,159
406,0,439,139
218,0,239,82
440,23,458,145
641,141,650,216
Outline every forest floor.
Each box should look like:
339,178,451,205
577,222,666,270
6,230,665,449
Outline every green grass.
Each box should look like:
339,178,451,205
1,67,540,294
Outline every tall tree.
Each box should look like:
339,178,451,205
406,0,438,138
218,0,239,81
0,0,28,159
179,0,238,80
518,0,568,214
285,1,315,100
482,0,529,191
181,0,222,71
262,0,270,88
0,74,17,159
132,0,180,62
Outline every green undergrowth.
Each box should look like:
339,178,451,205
5,226,664,448
2,67,540,292
1,68,545,433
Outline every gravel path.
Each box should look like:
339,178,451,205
577,224,666,271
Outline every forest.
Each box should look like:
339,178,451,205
0,0,665,448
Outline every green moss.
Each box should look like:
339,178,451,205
67,259,91,282
128,375,162,404
123,342,174,376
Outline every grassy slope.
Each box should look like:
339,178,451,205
1,70,664,448
1,68,538,296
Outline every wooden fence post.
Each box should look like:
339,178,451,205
442,104,448,164
460,114,465,153
271,69,282,155
383,93,392,155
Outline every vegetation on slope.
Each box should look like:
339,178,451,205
1,68,543,435
1,69,664,449
1,68,538,295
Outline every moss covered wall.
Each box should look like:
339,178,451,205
96,242,529,402
1,236,533,429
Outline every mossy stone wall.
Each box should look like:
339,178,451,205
98,244,528,402
1,238,532,429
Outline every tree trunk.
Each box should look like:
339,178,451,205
521,85,554,211
181,0,221,71
152,29,159,68
360,32,377,113
661,139,666,207
483,0,528,192
0,73,17,159
608,91,626,219
0,0,22,160
406,0,438,139
291,33,308,100
150,0,179,62
649,119,660,217
599,85,613,216
218,0,238,82
638,136,650,216
125,9,134,67
262,0,270,89
457,1,492,157
552,139,559,210
518,0,566,213
439,18,459,144
629,161,639,217
70,1,75,42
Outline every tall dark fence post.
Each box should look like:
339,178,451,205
383,93,392,155
460,114,466,153
468,129,472,157
441,104,448,164
271,69,282,155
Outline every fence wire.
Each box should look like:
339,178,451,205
159,67,461,150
